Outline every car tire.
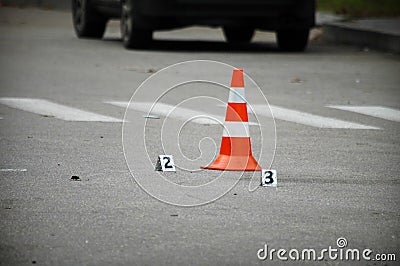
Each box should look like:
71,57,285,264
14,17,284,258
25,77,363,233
276,29,310,52
72,0,107,38
121,0,152,49
223,27,254,44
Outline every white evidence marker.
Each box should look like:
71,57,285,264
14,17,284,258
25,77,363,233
261,169,277,187
155,155,176,172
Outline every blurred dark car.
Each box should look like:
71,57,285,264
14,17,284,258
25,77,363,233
72,0,315,51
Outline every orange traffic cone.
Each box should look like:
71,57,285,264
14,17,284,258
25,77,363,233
202,69,262,171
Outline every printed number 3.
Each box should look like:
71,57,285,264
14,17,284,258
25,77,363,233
264,171,274,184
262,170,277,187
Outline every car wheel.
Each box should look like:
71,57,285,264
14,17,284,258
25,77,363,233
72,0,107,38
223,27,254,44
121,0,152,49
276,29,310,52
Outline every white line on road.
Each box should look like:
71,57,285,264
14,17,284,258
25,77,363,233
0,169,27,172
0,98,122,122
327,105,400,123
251,104,380,129
106,101,227,125
108,101,379,129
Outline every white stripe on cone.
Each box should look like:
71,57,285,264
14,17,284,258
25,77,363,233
222,121,250,137
228,87,246,103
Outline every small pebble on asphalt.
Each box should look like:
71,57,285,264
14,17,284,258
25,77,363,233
71,175,81,181
290,77,303,83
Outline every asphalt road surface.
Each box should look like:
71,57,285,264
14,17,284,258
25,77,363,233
0,7,399,266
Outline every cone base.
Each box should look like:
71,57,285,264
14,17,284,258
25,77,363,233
201,154,262,171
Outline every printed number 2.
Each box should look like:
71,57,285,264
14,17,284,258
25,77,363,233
160,155,175,172
163,157,173,169
261,170,277,187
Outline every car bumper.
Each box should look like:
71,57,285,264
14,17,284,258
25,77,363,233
135,0,315,30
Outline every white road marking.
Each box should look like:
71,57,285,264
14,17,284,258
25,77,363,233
106,101,226,125
1,168,27,172
108,101,379,129
0,98,122,122
251,104,380,129
327,105,400,123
